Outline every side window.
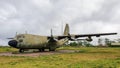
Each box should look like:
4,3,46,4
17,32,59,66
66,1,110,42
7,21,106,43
17,35,25,39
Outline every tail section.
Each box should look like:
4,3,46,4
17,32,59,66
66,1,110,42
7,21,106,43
63,24,70,36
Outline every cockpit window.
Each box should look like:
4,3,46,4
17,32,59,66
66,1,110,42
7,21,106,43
19,39,23,42
17,35,21,39
17,35,25,39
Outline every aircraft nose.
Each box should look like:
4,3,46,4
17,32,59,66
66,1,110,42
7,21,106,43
8,40,18,47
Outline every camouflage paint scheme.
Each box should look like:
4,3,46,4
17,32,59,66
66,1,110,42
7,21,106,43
8,24,117,52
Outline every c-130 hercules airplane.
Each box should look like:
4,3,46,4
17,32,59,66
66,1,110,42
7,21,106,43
8,24,117,53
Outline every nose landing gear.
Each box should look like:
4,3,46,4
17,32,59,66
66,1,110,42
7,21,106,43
19,49,24,53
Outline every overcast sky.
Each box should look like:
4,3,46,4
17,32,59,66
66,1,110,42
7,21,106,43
0,0,120,45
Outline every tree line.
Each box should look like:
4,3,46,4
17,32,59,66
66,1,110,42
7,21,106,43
67,38,120,47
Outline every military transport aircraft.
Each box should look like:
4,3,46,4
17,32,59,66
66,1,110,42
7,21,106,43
8,24,117,53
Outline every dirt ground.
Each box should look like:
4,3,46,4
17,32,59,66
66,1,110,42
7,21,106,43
0,50,77,57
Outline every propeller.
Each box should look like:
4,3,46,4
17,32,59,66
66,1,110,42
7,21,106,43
86,36,93,42
51,29,53,37
48,29,56,42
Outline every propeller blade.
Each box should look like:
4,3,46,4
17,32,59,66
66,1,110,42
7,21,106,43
51,29,53,37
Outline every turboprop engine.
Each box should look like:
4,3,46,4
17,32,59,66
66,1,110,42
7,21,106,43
86,36,93,42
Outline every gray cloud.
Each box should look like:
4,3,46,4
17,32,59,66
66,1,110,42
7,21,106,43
0,0,119,45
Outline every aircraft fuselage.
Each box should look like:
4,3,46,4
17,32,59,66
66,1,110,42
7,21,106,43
8,34,68,52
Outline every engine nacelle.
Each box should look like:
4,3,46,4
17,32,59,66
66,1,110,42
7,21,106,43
86,37,93,42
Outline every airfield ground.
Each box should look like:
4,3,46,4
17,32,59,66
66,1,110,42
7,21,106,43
0,46,120,68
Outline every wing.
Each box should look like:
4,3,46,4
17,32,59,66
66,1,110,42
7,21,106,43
48,33,117,40
73,33,117,38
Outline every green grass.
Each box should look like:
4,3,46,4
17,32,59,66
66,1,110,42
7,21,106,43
0,46,120,68
0,46,18,52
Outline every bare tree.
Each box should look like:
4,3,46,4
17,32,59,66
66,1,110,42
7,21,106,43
105,38,111,46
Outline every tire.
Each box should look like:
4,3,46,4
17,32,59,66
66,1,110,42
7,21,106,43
39,49,42,52
39,48,44,52
19,49,24,53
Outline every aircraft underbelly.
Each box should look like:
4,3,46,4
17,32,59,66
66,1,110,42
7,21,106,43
18,43,47,49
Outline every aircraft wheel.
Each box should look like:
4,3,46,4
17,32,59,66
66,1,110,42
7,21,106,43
39,49,42,52
19,49,24,53
39,48,44,52
42,48,44,52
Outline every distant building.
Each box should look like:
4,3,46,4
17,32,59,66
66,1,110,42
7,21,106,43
110,43,120,47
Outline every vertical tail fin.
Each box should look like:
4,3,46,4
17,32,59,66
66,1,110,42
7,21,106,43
63,24,70,36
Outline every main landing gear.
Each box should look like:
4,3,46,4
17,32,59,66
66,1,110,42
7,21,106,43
19,49,24,53
19,48,56,53
49,48,55,51
38,48,44,52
